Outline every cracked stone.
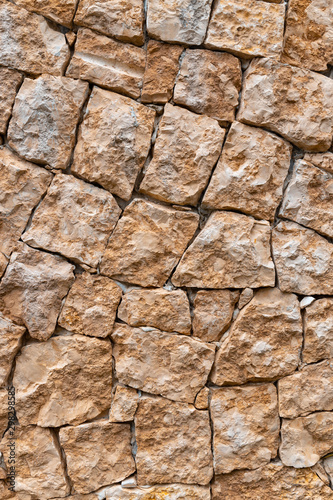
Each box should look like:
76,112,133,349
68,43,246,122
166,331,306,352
109,385,139,422
0,68,22,135
303,298,333,364
103,485,211,499
13,0,77,27
304,151,333,174
0,313,25,388
0,254,7,279
238,288,254,309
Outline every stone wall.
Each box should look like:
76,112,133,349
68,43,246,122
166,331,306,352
0,0,333,498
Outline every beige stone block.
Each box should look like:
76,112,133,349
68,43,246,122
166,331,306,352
0,68,22,135
0,314,25,388
109,386,139,422
303,298,333,364
13,0,77,27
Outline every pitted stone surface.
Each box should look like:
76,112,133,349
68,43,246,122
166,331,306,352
109,385,139,422
102,485,211,499
303,298,333,364
0,313,25,388
13,0,78,27
304,152,333,174
0,68,22,135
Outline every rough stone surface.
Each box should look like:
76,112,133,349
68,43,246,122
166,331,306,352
100,199,199,287
0,68,22,135
203,121,292,221
109,385,139,422
304,151,333,174
0,254,7,279
13,0,78,27
195,387,209,410
140,103,225,206
103,485,211,499
238,288,254,309
172,211,275,288
0,389,8,439
22,174,121,268
112,324,215,403
211,288,303,385
0,314,25,388
72,87,155,200
238,58,333,151
135,396,213,485
173,50,242,123
303,298,333,364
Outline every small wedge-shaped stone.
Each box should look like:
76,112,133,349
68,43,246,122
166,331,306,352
100,199,199,287
22,174,121,268
303,298,333,364
0,244,74,341
0,148,52,256
304,152,333,174
203,122,292,221
118,288,191,334
0,1,69,75
135,396,213,485
0,254,7,279
58,273,122,338
238,58,333,151
66,28,146,99
8,75,89,170
109,385,139,422
0,69,22,135
0,390,8,438
59,421,135,494
112,324,215,403
211,288,302,385
140,103,225,206
72,87,155,200
13,0,77,27
272,220,333,294
0,313,25,388
172,211,275,288
13,334,112,427
211,384,279,473
278,360,333,418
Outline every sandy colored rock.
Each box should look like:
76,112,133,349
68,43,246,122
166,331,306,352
0,244,74,341
238,288,254,309
13,334,112,427
195,387,209,410
0,148,52,256
135,396,213,485
147,0,213,45
172,211,275,289
100,199,199,287
0,254,7,279
13,0,77,27
59,421,135,494
323,456,333,487
303,298,333,364
105,485,210,499
203,121,292,221
173,50,242,123
58,273,122,338
0,69,22,135
8,75,88,170
192,290,239,342
112,324,215,403
280,159,333,237
22,174,121,268
205,0,285,58
140,103,225,206
0,0,69,75
72,87,155,200
141,41,183,104
118,288,191,334
109,386,139,422
272,220,333,294
0,389,8,437
66,28,146,99
211,288,302,385
0,314,25,388
238,58,333,151
304,151,333,174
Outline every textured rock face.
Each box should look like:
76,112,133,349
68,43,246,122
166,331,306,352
102,485,211,499
0,390,8,438
238,58,333,151
203,122,292,221
303,298,333,364
140,104,225,206
109,386,139,422
172,211,275,288
112,324,215,403
304,151,333,173
0,68,22,135
100,199,199,287
211,288,303,385
0,314,25,387
8,75,89,170
173,50,242,123
135,397,213,485
13,0,77,26
72,87,155,200
238,288,254,309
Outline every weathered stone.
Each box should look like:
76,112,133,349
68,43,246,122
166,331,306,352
100,199,199,287
323,456,333,487
192,290,239,342
300,296,316,309
147,0,213,45
22,174,121,268
118,288,191,335
0,69,22,135
13,0,77,27
8,75,89,170
0,148,52,256
58,273,122,338
66,28,146,99
0,314,25,388
66,31,76,46
238,288,254,309
75,0,144,45
72,87,155,200
278,360,333,418
13,334,112,427
211,288,302,385
203,122,292,221
312,462,331,487
0,1,70,75
135,396,213,485
172,211,275,288
103,484,211,500
0,389,8,437
195,387,209,410
304,151,333,174
59,421,135,494
272,220,333,294
140,104,224,206
0,244,74,341
173,50,242,123
109,386,139,422
141,41,183,104
211,384,279,473
238,58,333,151
303,298,333,364
112,324,215,403
0,254,7,279
280,159,333,237
205,0,285,58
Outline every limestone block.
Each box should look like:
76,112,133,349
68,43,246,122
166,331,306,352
103,485,211,500
0,314,25,388
303,298,333,364
109,386,139,422
238,288,254,309
195,387,209,410
304,152,333,174
0,69,22,135
13,0,78,27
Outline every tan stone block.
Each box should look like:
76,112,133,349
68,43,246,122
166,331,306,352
195,387,209,410
0,69,22,136
13,0,77,27
0,314,25,388
304,151,333,174
0,389,8,438
0,254,7,279
109,386,139,422
238,287,254,309
303,298,333,364
103,484,211,499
